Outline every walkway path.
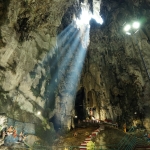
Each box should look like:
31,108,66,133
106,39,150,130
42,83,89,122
79,124,104,150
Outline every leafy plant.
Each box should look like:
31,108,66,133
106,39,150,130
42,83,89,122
87,141,95,150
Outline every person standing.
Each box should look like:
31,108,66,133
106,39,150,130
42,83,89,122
123,123,126,132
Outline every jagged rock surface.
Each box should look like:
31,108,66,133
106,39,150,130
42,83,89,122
0,0,78,142
80,0,150,131
0,0,150,142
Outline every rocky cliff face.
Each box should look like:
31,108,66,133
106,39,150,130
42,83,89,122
80,0,150,130
0,0,150,141
0,0,79,141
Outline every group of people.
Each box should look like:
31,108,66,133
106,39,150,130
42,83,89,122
1,126,26,145
144,132,150,142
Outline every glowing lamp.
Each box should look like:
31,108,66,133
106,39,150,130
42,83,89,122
124,24,131,32
126,32,131,35
37,111,41,115
132,21,140,29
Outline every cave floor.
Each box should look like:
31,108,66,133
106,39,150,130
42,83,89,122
52,123,149,150
0,123,148,150
53,125,98,147
52,123,127,149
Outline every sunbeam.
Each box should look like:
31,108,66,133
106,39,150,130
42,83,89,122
62,25,90,96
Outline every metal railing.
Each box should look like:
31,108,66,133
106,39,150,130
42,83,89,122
116,127,149,150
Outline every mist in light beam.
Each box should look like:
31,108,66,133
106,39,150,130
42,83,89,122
28,17,90,119
60,25,90,96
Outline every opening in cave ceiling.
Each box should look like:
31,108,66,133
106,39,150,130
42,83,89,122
75,0,103,28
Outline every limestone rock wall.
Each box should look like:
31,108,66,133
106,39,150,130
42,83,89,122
0,0,76,127
81,0,150,130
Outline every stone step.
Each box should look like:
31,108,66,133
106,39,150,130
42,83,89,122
81,142,87,146
79,145,87,149
80,127,100,149
95,129,100,132
84,139,91,142
84,140,90,143
92,134,97,137
85,137,92,140
92,131,98,135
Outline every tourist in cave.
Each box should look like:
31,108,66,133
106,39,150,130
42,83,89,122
18,132,24,142
91,116,95,120
2,130,7,140
89,108,93,116
4,126,19,146
6,126,14,135
0,127,7,140
147,133,150,142
123,123,126,133
115,122,118,128
144,132,150,142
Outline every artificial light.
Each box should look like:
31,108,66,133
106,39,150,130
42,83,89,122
125,32,131,35
123,21,140,34
132,22,140,29
37,111,41,115
124,24,131,32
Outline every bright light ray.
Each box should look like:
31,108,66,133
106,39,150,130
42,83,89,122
57,26,88,96
30,4,91,122
72,27,89,73
62,26,89,95
46,29,81,99
58,29,79,64
58,22,74,38
60,26,86,66
58,30,81,81
58,24,75,46
50,24,89,92
42,25,78,70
